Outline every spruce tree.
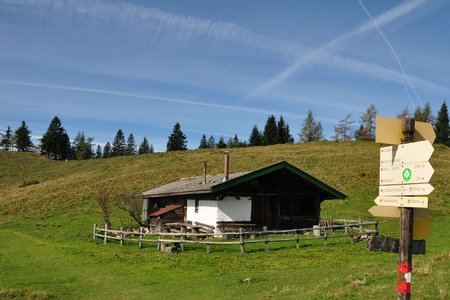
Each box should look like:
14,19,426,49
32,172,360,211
249,125,262,146
435,100,450,146
199,134,208,149
1,126,13,151
15,121,34,152
41,117,71,159
126,133,136,155
334,113,354,141
299,111,324,143
149,144,154,153
96,145,102,158
166,122,187,151
103,142,112,158
277,115,293,144
73,131,94,160
216,135,226,149
138,137,150,154
207,135,216,148
414,102,434,123
397,106,411,120
111,129,126,157
262,115,278,145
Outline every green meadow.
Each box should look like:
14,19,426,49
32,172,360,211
0,142,449,299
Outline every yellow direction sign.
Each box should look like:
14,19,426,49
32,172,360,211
379,183,434,196
380,162,434,185
374,196,428,208
368,206,430,219
413,218,431,239
380,140,434,166
375,116,436,144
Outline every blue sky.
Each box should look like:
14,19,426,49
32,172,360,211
1,0,449,151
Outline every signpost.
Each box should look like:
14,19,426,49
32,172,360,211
370,116,436,300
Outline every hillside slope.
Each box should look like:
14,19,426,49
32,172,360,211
0,142,449,299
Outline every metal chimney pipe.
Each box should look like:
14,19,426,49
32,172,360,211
203,161,207,185
224,151,229,181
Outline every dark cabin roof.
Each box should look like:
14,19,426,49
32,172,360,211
139,161,346,200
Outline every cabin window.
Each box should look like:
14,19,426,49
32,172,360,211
195,199,199,213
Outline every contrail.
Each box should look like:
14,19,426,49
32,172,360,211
358,0,422,109
0,78,300,118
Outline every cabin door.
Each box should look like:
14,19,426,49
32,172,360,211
251,196,278,229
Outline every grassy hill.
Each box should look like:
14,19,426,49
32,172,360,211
0,142,449,299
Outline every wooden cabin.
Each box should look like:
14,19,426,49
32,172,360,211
140,159,346,231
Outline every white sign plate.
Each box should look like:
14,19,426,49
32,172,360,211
379,183,434,196
374,196,428,208
380,162,434,185
380,140,434,166
368,206,430,219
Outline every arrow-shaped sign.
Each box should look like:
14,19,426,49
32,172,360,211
379,183,434,196
374,196,428,208
380,140,434,166
380,162,434,185
375,116,436,145
368,206,430,219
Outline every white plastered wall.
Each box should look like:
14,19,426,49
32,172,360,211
217,196,252,222
186,197,252,228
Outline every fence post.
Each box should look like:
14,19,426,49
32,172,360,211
139,227,143,248
375,221,379,236
93,224,97,240
157,233,161,251
358,219,363,237
207,233,211,253
120,226,123,246
296,229,300,249
349,225,354,244
103,223,108,244
263,226,269,252
239,228,245,253
323,228,328,246
180,226,186,251
344,220,348,234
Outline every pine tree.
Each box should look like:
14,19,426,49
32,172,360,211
199,134,208,149
207,135,216,148
138,137,150,154
414,102,434,123
15,121,34,152
96,145,102,158
262,115,278,145
397,106,411,120
73,131,94,160
360,104,377,140
149,144,154,153
166,122,187,151
299,111,324,143
248,125,262,146
103,142,111,158
216,135,226,148
1,126,13,151
41,117,71,159
111,129,126,157
126,133,136,155
435,100,450,146
334,113,354,141
277,115,293,144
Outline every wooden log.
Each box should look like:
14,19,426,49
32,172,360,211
239,228,245,253
263,226,269,252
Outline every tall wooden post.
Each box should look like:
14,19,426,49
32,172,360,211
398,118,415,300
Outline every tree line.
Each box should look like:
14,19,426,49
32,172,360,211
1,100,449,159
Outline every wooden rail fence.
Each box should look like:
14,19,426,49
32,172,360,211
93,219,378,253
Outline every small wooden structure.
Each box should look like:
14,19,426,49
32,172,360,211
140,160,346,231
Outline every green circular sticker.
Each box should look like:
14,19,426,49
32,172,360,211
402,168,412,182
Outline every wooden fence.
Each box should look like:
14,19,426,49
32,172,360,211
93,219,378,253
